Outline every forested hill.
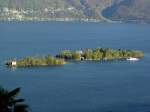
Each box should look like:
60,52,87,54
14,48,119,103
102,0,150,23
0,0,150,23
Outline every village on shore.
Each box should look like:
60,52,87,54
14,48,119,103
0,7,105,22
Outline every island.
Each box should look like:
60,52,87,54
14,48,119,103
6,55,66,67
56,48,144,61
6,48,144,67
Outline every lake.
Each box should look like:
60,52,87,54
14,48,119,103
0,22,150,112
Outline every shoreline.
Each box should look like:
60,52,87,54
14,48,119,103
0,19,149,25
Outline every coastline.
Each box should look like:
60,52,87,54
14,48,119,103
0,19,149,24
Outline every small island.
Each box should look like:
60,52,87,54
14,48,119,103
6,48,144,67
6,55,65,67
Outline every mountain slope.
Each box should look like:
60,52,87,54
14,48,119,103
65,0,114,19
0,0,116,20
1,0,150,23
102,0,150,23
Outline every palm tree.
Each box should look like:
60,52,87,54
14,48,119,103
0,87,28,112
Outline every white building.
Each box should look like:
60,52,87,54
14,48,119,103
68,7,74,11
11,61,17,66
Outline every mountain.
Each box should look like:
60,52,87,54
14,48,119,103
102,0,150,23
65,0,114,19
0,0,117,21
0,0,150,23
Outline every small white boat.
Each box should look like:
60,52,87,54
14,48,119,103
126,57,139,61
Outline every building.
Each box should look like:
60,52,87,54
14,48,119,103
11,61,17,66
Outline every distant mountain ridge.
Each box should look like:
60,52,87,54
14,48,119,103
0,0,150,23
102,0,150,23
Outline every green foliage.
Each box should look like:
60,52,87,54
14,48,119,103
104,49,114,60
112,50,120,59
84,49,93,60
45,55,56,65
57,50,81,61
16,55,65,67
130,50,144,58
72,52,81,61
56,50,73,59
93,49,103,60
56,48,144,61
0,86,28,112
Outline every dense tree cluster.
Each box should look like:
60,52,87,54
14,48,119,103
7,55,65,67
56,48,144,61
56,50,81,61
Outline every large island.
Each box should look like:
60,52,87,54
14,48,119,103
56,48,144,61
6,48,144,67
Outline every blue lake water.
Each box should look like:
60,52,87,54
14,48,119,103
0,22,150,112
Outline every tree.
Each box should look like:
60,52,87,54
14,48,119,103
0,87,28,112
46,55,55,65
92,49,103,60
104,49,113,60
130,50,144,58
57,50,72,59
84,49,93,60
72,52,81,61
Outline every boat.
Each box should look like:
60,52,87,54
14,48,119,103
126,57,139,61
